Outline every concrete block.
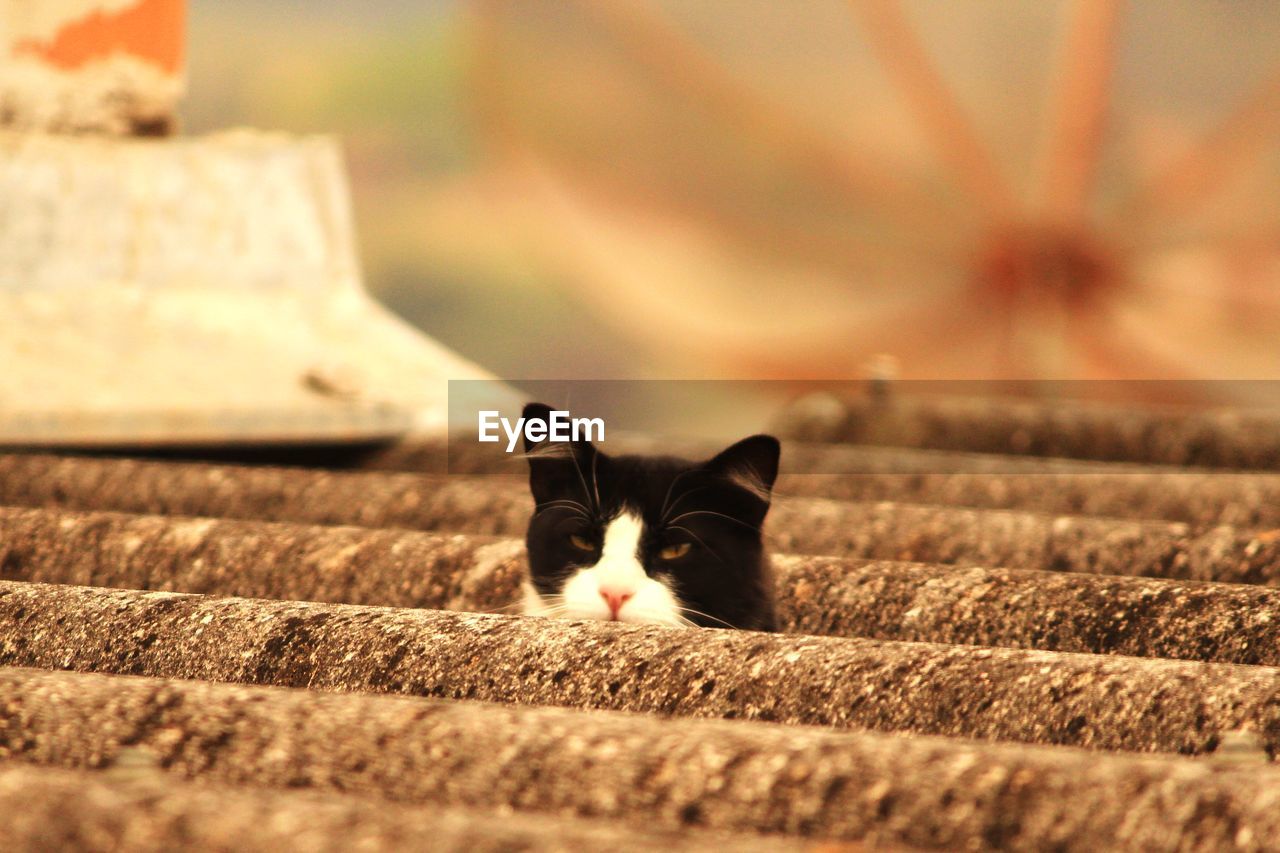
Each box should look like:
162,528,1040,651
1,580,1280,756
3,666,1278,850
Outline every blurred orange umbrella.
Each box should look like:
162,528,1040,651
468,0,1280,399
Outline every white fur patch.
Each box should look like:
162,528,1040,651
523,511,684,626
521,581,550,616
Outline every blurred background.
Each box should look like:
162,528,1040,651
184,0,1280,400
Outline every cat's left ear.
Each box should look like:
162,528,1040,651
704,434,780,503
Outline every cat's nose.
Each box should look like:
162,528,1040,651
599,588,634,618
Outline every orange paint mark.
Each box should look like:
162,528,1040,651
13,0,184,75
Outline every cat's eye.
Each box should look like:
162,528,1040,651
568,533,595,551
659,542,692,560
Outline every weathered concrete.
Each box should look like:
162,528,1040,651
0,505,527,613
4,456,1280,583
774,555,1280,667
0,452,528,533
374,436,1280,528
2,581,1280,756
0,763,803,852
12,448,1280,537
776,471,1280,530
3,667,1279,851
774,393,1280,470
8,505,1280,667
772,499,1280,585
357,431,1122,475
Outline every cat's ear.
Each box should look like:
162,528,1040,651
703,434,780,503
522,402,600,506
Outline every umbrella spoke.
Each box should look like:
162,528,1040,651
570,0,955,234
848,0,1018,222
1037,0,1122,226
1114,65,1280,236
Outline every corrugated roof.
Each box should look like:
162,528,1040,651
1,394,1280,848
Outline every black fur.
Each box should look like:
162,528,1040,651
522,402,779,631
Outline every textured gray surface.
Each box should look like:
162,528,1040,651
5,430,1280,850
2,666,1278,851
0,763,807,852
3,454,1279,583
0,453,530,532
774,393,1280,470
6,505,1280,667
2,581,1280,756
775,470,1280,531
773,554,1280,666
375,436,1280,529
0,505,527,613
769,498,1280,584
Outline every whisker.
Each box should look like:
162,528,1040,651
658,469,695,522
532,507,589,523
666,510,760,533
676,606,735,629
472,601,528,615
474,586,574,616
661,485,715,523
535,499,591,512
533,505,587,518
539,604,569,614
669,525,728,567
569,447,596,513
519,443,575,461
533,602,572,615
626,610,689,629
590,449,602,513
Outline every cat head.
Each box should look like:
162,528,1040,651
520,402,779,631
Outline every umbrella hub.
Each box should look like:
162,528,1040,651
972,225,1119,313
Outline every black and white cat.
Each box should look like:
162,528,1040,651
520,402,779,631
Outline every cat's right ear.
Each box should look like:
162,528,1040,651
703,434,781,504
522,402,599,506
